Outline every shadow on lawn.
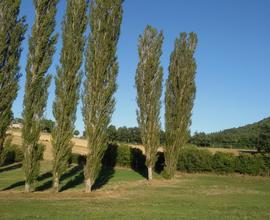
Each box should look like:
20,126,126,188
2,180,25,191
35,171,53,191
0,163,22,173
60,165,84,191
61,144,118,192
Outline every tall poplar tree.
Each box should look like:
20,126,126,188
0,0,26,164
135,25,163,180
22,0,58,192
83,0,123,192
164,32,197,179
51,0,87,192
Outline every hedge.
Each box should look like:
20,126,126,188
2,141,265,177
1,138,24,165
177,147,212,172
177,146,270,176
211,152,235,173
235,154,267,176
68,144,270,177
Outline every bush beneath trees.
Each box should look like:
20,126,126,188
1,138,23,165
235,154,267,176
177,147,212,172
177,146,270,176
2,141,269,177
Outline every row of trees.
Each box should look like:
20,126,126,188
190,118,270,152
0,0,197,192
135,27,197,179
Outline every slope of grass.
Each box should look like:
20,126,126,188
0,161,270,219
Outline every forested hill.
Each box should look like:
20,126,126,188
190,117,270,149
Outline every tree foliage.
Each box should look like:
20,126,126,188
0,0,26,164
135,25,163,180
22,0,58,192
164,32,197,179
83,0,123,192
190,117,270,150
51,0,87,192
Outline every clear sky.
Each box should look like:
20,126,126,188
14,0,270,135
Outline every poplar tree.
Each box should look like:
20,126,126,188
0,0,26,164
83,0,123,192
51,0,87,192
22,0,58,192
135,25,163,180
164,32,197,179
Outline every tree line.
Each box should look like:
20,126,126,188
190,117,270,152
0,0,197,192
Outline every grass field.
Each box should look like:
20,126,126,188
0,161,270,219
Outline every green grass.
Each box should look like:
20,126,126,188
0,162,270,219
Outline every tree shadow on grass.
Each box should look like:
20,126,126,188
35,171,53,191
0,163,22,173
2,180,25,191
92,166,115,190
60,166,84,192
92,143,118,191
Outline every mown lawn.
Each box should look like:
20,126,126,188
0,161,270,220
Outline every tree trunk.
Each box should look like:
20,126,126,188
53,174,60,192
85,178,92,193
148,166,153,180
25,183,31,193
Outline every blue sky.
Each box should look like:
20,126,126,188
14,0,270,135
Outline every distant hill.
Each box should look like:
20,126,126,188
190,117,270,149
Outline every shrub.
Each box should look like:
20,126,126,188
235,154,267,176
177,147,212,173
70,153,86,166
212,152,235,173
102,143,118,167
262,154,270,175
155,152,165,173
1,138,23,165
130,148,146,171
116,144,131,167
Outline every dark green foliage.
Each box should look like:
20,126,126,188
262,154,270,175
1,137,23,165
114,144,131,167
164,32,198,179
175,146,269,176
83,0,123,191
0,0,26,163
191,117,270,149
177,147,212,173
135,25,163,180
70,153,86,167
52,0,87,192
189,132,210,147
235,154,267,176
115,127,141,144
130,148,146,172
107,125,118,142
22,0,58,192
255,124,270,153
40,119,55,133
211,152,235,173
101,143,118,167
